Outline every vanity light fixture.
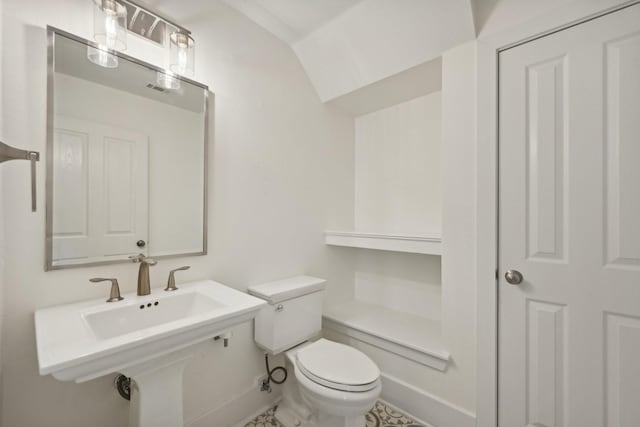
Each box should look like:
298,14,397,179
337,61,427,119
169,31,195,78
89,0,197,84
88,0,127,68
93,0,127,50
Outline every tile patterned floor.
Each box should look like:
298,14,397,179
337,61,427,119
244,400,425,427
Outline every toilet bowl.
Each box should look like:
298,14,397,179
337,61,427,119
275,339,381,427
248,276,382,427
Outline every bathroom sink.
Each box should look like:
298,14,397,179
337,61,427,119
84,291,227,340
35,280,266,382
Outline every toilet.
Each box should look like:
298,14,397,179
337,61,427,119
248,276,381,427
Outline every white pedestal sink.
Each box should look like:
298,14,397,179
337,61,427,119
122,348,194,427
34,280,266,427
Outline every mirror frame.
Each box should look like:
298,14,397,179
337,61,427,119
45,26,209,271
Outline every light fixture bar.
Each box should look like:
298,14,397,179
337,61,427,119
120,0,191,46
124,0,190,33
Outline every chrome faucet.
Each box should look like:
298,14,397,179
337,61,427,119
129,254,157,296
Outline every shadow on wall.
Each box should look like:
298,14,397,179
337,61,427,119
471,0,500,35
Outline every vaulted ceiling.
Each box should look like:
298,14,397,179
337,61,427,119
220,0,476,101
146,0,579,102
220,0,364,44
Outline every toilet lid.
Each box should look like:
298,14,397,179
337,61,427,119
296,339,380,392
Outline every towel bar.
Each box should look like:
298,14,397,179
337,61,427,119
0,140,40,212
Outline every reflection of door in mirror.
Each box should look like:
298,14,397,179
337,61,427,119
47,29,208,270
53,115,149,266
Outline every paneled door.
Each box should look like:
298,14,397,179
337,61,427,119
53,116,149,265
499,4,640,427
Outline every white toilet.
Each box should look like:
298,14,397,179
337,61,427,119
248,276,381,427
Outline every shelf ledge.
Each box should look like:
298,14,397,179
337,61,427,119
322,301,450,372
325,231,442,255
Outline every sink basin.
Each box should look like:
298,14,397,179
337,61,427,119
84,291,227,340
35,280,266,382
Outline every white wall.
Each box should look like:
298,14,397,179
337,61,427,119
474,0,573,37
354,251,442,321
293,0,475,102
441,41,478,414
354,93,442,236
55,74,205,257
0,1,355,426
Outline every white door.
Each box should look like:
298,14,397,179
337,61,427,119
53,116,149,265
499,5,640,427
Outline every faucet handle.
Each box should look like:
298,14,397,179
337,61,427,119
90,278,124,302
165,266,190,292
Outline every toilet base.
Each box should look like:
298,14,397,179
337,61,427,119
274,402,312,427
272,346,369,427
274,404,366,427
274,392,314,427
315,413,365,427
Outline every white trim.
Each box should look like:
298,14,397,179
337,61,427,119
380,373,475,427
325,230,442,255
323,315,450,372
185,381,280,427
476,35,499,427
475,2,639,427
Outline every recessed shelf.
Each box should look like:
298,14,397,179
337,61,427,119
323,301,450,371
325,231,442,255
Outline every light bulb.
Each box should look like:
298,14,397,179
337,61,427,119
93,0,126,51
169,31,194,77
105,15,117,49
178,49,187,74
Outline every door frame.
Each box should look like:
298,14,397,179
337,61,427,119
475,2,640,427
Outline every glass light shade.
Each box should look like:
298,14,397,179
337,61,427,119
87,45,119,68
93,0,127,51
156,70,181,90
169,31,195,77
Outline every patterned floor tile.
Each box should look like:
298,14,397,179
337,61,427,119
244,406,283,427
366,401,424,427
244,401,424,427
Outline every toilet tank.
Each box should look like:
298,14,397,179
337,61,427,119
248,276,326,354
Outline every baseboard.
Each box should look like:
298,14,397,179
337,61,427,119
183,372,474,427
380,373,476,427
0,371,3,421
185,382,280,427
232,397,282,427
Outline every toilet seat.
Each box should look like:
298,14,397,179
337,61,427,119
296,339,380,392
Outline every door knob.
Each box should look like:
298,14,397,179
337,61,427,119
505,269,523,285
136,240,146,248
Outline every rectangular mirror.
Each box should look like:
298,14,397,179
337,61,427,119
46,27,208,270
